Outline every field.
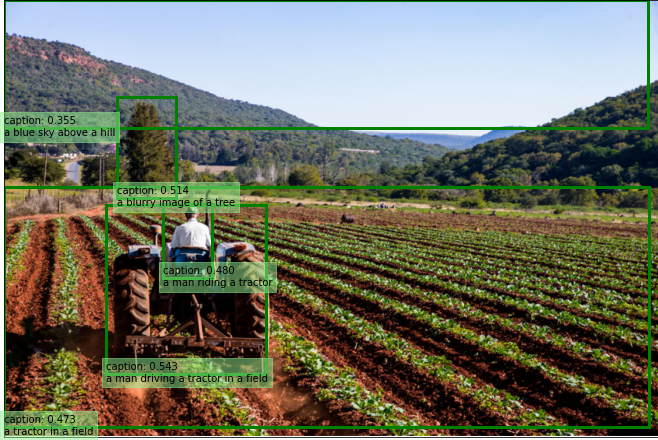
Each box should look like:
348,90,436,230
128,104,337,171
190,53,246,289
4,206,656,435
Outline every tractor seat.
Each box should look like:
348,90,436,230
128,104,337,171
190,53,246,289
171,247,210,263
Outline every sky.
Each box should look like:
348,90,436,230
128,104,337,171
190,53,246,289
5,2,653,134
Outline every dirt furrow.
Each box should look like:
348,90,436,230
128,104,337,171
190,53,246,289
272,248,651,398
67,217,107,330
279,269,646,427
270,292,509,433
216,220,652,363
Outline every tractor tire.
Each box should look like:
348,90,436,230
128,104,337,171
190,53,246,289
232,249,266,341
113,254,150,356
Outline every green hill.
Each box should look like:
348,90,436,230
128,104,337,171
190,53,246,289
379,83,658,188
5,34,449,173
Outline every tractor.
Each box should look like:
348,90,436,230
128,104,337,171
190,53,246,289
113,214,266,358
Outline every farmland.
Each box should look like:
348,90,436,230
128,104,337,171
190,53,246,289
4,206,656,435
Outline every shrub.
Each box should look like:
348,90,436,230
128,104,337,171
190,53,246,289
251,189,271,197
460,197,485,209
519,195,538,210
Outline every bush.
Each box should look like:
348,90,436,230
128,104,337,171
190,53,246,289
553,208,564,215
519,195,538,210
538,192,560,206
460,197,485,209
368,197,378,203
251,189,271,197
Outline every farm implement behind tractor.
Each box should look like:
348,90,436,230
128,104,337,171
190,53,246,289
113,216,266,358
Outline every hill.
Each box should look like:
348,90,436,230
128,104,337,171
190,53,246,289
374,83,658,188
361,130,523,150
5,34,448,173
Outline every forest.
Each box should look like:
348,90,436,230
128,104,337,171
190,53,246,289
6,34,448,173
355,83,658,190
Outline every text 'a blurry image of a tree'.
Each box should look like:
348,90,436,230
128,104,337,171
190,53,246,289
121,102,174,182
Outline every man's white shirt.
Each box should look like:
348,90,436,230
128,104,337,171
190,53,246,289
170,218,212,249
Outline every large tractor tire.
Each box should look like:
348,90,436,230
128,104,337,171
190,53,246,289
232,249,266,341
113,254,150,356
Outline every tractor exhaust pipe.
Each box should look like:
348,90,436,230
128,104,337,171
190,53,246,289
149,225,162,246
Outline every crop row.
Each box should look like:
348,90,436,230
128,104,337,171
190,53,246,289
233,220,650,346
332,223,647,272
6,220,34,282
273,225,647,324
316,223,648,292
275,280,556,426
50,218,80,327
190,381,266,435
272,319,427,433
281,222,648,312
277,259,646,419
78,215,124,261
271,244,642,377
28,349,86,411
109,217,151,245
211,222,647,417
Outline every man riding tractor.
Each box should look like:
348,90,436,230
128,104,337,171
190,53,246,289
113,207,266,357
168,207,212,263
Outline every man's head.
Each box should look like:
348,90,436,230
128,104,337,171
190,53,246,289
185,206,199,220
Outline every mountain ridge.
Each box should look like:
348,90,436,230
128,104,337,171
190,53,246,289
5,34,449,172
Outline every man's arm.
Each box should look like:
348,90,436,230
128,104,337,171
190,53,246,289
170,227,179,249
204,225,212,249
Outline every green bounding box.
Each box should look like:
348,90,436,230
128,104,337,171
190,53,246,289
1,411,98,439
113,182,240,213
2,112,118,143
102,358,273,389
159,262,277,294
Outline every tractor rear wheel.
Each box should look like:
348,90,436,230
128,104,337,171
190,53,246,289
113,254,150,356
232,249,266,342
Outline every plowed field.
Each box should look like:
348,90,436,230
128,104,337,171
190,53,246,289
4,210,656,436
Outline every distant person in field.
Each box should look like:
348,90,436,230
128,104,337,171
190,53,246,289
170,207,211,250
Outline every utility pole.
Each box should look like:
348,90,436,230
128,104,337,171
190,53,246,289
41,145,49,195
99,152,104,200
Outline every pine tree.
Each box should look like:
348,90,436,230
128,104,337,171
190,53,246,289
121,102,174,182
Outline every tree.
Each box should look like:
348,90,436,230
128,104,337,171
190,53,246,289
618,190,647,208
288,165,324,186
178,159,196,182
80,154,117,186
379,160,395,175
519,194,538,210
314,140,345,184
121,102,174,182
483,177,515,202
19,156,66,185
558,176,599,206
469,172,486,185
236,138,255,164
7,148,39,169
218,170,236,182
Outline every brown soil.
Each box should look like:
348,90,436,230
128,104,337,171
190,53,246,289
6,209,654,435
272,246,651,396
66,217,107,329
6,221,55,335
278,269,646,427
222,205,653,239
7,205,108,225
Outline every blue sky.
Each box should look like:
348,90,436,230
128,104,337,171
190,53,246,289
6,2,652,134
